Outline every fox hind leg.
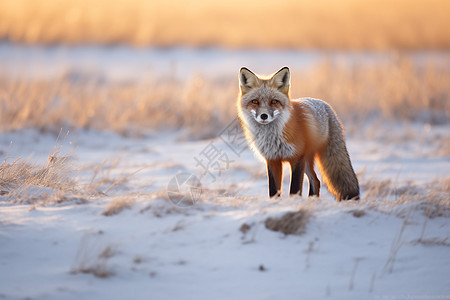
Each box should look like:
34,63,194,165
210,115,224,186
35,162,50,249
306,155,320,197
267,160,283,197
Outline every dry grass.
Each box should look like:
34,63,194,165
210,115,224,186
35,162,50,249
383,209,411,274
0,131,77,203
0,58,448,139
0,0,449,50
0,73,235,138
102,196,135,216
83,159,145,196
292,58,450,128
71,231,117,278
411,237,450,247
139,188,193,217
360,176,450,218
265,209,311,235
349,210,366,218
0,131,144,205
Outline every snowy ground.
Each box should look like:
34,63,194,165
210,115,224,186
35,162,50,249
0,125,449,300
0,44,449,299
1,43,449,81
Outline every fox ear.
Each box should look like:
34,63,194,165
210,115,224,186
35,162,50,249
269,67,290,95
239,67,260,94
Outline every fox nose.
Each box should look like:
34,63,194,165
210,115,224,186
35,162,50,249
260,113,268,120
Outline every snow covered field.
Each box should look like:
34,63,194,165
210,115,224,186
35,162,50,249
1,126,449,300
0,45,449,299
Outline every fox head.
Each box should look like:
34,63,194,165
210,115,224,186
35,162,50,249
238,67,291,125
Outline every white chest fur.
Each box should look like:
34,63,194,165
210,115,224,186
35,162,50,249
244,117,296,160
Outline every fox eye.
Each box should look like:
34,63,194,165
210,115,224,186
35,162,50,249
251,99,259,104
271,99,279,105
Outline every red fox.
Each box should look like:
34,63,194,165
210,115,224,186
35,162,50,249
237,67,359,201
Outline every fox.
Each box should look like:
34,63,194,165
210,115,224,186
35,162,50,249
237,66,359,201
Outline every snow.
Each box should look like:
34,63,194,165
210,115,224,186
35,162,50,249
1,42,449,81
0,44,449,299
0,127,449,300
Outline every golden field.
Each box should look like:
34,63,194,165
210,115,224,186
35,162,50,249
0,0,449,50
0,57,448,145
0,0,448,151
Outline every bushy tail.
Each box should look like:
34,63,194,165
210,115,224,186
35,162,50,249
316,119,359,201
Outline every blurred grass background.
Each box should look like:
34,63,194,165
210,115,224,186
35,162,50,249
0,0,449,140
1,0,449,50
1,58,448,140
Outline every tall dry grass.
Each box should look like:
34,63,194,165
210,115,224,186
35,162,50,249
0,58,448,139
0,130,144,205
0,131,77,203
0,0,449,50
292,58,450,126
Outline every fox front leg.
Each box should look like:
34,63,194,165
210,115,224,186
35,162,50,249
267,159,283,197
289,159,305,196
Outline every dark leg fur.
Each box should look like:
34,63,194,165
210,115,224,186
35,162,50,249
268,169,278,197
289,159,305,196
306,156,320,197
267,160,283,197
